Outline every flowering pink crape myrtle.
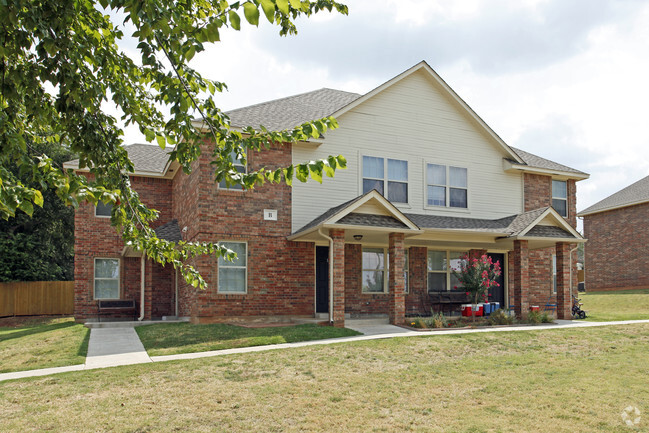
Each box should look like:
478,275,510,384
452,254,502,320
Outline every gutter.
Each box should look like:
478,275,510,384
318,228,335,325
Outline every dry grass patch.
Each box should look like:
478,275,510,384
2,324,649,432
0,316,89,373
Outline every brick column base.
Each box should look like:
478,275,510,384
556,242,572,319
389,233,405,325
330,229,346,327
512,240,529,318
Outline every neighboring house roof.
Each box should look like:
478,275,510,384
64,143,174,175
578,175,649,216
225,88,361,131
154,219,182,242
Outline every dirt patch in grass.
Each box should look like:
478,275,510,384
0,316,89,373
136,322,361,356
1,323,648,432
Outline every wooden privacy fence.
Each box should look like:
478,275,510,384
0,281,74,317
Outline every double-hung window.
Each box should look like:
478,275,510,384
218,242,247,293
426,164,468,208
219,150,246,190
362,156,408,203
362,248,386,293
427,250,464,292
552,180,568,217
404,249,409,294
94,258,120,299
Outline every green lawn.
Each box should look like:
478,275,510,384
135,322,361,356
581,289,649,321
0,316,89,373
2,323,648,432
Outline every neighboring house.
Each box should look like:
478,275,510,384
65,61,588,326
579,175,649,291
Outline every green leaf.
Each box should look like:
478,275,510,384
156,135,166,148
260,0,275,23
243,2,260,26
289,0,302,9
144,129,155,142
229,10,241,30
276,0,289,14
336,155,347,169
18,200,34,216
33,190,44,207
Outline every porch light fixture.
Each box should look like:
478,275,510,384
353,235,363,241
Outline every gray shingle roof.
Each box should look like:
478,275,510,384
65,144,173,174
509,147,587,176
225,88,361,131
154,219,182,242
579,175,649,216
337,213,408,229
526,225,573,238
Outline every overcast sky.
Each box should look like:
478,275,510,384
121,0,649,215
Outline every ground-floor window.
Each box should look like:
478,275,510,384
218,241,247,293
362,248,386,293
427,250,464,292
404,249,409,294
94,258,120,299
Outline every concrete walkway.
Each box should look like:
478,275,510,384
2,318,649,382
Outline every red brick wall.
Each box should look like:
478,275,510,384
74,175,174,319
344,244,390,316
584,202,649,291
180,141,317,321
405,247,428,315
520,173,579,312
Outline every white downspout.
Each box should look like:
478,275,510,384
319,228,335,325
174,267,179,317
138,254,145,321
569,245,579,301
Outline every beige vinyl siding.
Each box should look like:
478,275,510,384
292,69,523,232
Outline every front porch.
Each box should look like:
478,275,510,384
290,191,585,328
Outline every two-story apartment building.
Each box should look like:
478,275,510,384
67,61,589,326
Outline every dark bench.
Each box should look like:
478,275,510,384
427,291,471,314
97,300,138,322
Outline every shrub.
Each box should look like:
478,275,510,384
488,308,514,326
540,312,553,323
425,311,448,328
409,317,425,329
526,310,543,324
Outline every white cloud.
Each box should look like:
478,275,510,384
119,0,649,213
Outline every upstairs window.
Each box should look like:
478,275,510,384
95,201,112,218
362,156,408,203
219,150,246,190
427,164,468,208
552,180,568,217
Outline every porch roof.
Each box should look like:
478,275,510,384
290,195,584,249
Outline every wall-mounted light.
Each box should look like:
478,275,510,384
353,234,363,241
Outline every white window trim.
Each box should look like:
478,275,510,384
426,250,465,293
424,162,469,211
217,241,248,294
552,180,568,218
552,254,557,294
404,248,409,294
94,202,112,218
360,154,409,204
362,247,388,294
94,257,120,300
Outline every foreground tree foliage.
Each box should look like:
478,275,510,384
0,142,75,282
0,0,348,288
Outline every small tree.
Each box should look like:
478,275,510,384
452,254,501,321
